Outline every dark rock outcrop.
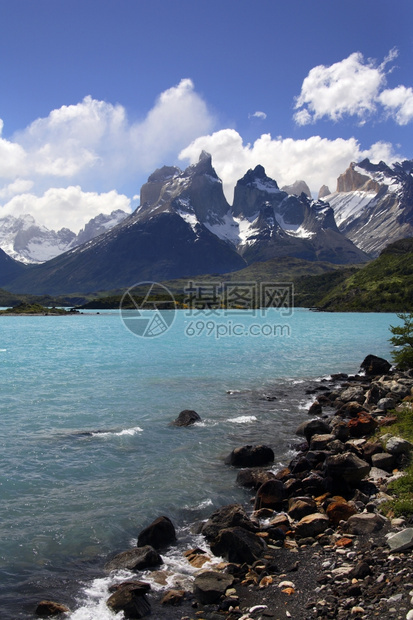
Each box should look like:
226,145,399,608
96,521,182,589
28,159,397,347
193,571,234,604
226,444,274,467
137,516,176,550
106,582,151,619
171,409,201,427
105,546,162,572
360,354,392,376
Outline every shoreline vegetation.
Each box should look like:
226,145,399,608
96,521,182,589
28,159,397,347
35,354,413,620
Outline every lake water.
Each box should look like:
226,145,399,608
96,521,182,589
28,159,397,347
0,308,400,618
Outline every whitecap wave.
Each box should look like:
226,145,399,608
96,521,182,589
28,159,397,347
227,415,257,424
91,426,143,437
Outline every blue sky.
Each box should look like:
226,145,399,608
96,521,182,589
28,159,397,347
0,0,412,231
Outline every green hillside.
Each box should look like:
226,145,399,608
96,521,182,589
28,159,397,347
317,238,413,312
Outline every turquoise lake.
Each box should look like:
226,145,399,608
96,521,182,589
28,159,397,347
0,309,401,618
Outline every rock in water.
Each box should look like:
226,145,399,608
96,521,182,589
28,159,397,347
104,545,162,572
360,354,391,376
226,444,274,467
35,601,70,616
107,583,151,618
137,516,176,550
171,409,201,426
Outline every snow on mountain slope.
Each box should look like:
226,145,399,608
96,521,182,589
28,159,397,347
0,210,128,263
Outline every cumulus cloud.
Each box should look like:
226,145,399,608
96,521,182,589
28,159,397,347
0,79,215,231
379,85,413,125
294,51,388,125
294,48,413,127
179,129,397,200
1,187,131,232
249,111,267,120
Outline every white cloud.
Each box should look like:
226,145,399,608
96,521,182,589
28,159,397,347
0,178,34,200
179,129,397,200
294,51,388,125
293,48,413,127
379,85,413,125
249,111,267,120
0,79,215,231
0,187,131,233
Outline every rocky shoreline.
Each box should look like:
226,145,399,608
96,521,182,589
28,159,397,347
37,355,413,620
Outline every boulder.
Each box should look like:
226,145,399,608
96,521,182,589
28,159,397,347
387,528,413,553
226,444,274,467
288,497,318,520
360,355,392,376
336,401,368,418
171,409,201,427
362,440,384,462
309,433,335,450
340,386,365,404
236,468,276,489
161,589,185,605
301,472,327,496
294,513,329,538
386,436,413,455
326,499,357,525
105,546,162,572
254,479,285,511
347,412,378,437
193,571,234,604
210,526,266,564
344,513,388,535
107,583,151,618
308,401,322,416
325,452,371,485
377,397,397,411
364,383,387,406
201,504,256,542
137,516,176,550
371,452,395,472
330,420,350,442
296,418,331,443
35,601,70,616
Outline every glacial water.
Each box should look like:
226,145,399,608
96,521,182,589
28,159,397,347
0,308,401,618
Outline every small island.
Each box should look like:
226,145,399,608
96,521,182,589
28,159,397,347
0,302,79,316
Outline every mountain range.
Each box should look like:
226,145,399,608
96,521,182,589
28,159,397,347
0,152,412,295
0,209,128,264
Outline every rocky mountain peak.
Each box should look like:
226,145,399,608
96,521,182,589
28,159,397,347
318,185,331,200
282,180,311,198
186,150,218,180
300,196,339,234
337,162,382,193
232,166,283,218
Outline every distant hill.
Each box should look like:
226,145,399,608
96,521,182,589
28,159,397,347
316,237,413,312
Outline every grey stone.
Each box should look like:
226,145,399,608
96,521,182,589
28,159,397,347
386,436,413,455
309,434,336,450
325,452,371,485
377,397,396,411
105,546,162,572
344,513,388,535
387,528,413,553
340,386,365,404
371,452,395,472
193,571,234,604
